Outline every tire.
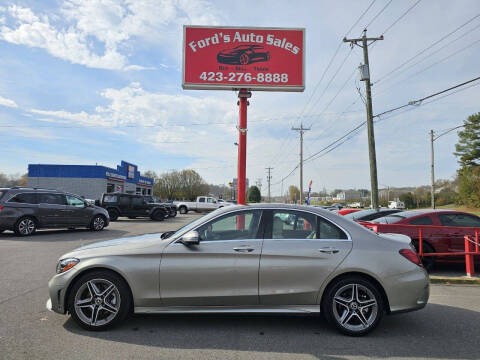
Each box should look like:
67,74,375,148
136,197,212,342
179,206,188,214
107,208,119,221
90,215,106,231
67,270,131,331
412,241,436,272
151,209,165,221
322,276,384,336
14,217,37,237
171,210,177,217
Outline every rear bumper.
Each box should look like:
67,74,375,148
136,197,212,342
384,268,430,314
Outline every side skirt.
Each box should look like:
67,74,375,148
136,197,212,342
135,305,320,314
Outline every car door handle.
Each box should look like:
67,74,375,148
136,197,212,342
318,247,339,254
233,247,255,253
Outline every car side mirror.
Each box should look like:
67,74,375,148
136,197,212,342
180,230,200,246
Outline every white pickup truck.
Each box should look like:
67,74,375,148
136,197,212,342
174,196,232,214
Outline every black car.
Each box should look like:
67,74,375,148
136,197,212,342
217,45,270,65
99,193,171,221
0,187,109,236
343,208,403,222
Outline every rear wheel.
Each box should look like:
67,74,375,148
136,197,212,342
322,276,384,336
14,217,37,236
68,270,131,331
90,215,106,231
412,241,436,271
107,208,119,221
179,206,188,214
151,210,165,221
239,53,249,65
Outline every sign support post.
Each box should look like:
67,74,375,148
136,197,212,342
237,89,251,206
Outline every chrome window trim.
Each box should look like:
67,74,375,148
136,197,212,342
169,206,352,244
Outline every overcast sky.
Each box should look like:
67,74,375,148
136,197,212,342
0,0,479,195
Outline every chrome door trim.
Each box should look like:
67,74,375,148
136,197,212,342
135,305,320,314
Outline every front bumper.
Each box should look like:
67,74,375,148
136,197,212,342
47,268,79,314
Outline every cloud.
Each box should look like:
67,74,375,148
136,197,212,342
0,1,222,70
0,95,18,108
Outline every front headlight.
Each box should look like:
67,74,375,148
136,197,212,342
56,258,79,274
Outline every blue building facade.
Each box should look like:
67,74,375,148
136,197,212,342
28,161,154,200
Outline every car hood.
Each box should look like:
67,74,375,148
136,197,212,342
62,233,169,259
219,49,240,55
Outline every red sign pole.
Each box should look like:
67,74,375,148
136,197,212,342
237,89,251,206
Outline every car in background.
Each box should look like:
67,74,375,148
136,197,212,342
0,187,109,236
98,193,169,221
338,208,362,216
364,210,480,269
47,204,428,336
174,196,232,214
217,45,271,65
343,208,403,222
143,195,177,218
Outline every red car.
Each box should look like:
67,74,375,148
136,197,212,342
363,210,480,269
337,208,362,216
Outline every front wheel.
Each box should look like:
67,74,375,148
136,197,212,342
322,276,384,336
151,210,165,221
90,215,106,231
68,270,131,331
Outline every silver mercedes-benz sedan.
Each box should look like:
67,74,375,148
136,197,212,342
47,204,429,336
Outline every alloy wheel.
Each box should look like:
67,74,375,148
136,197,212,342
18,218,35,235
93,216,105,231
74,279,121,327
332,283,378,332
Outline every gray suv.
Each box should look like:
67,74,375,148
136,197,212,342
0,187,109,236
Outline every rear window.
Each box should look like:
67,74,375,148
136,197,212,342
439,213,480,227
103,195,117,203
8,193,38,204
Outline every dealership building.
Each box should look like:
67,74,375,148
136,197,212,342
27,161,154,200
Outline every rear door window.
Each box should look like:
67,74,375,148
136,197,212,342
119,196,131,206
271,211,317,239
8,193,38,204
38,193,67,205
131,196,144,206
409,216,433,225
318,217,348,239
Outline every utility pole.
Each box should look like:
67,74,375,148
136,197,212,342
430,129,435,209
344,29,383,209
291,123,311,204
265,167,273,202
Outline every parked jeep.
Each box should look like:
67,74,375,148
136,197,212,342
99,193,169,221
142,195,177,218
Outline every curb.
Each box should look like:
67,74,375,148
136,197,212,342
429,275,480,285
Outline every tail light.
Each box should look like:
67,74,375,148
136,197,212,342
0,205,3,211
399,249,423,267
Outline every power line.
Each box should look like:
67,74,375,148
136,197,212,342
365,0,394,29
374,75,480,118
375,13,480,85
381,0,423,35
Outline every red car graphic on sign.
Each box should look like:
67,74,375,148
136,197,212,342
217,45,271,65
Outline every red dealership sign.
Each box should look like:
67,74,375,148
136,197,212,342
183,26,305,91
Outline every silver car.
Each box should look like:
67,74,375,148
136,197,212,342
47,204,429,336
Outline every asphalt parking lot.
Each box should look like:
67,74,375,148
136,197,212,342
1,214,480,360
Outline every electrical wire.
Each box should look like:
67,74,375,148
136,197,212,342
381,0,423,35
365,0,394,30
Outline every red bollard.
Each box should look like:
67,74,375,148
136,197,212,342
465,235,475,277
418,228,423,256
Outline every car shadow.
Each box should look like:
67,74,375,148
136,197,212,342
0,228,130,242
63,304,479,359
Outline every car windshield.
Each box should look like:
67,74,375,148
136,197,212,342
164,207,229,239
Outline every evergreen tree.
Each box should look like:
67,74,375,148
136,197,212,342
246,186,261,203
454,112,480,167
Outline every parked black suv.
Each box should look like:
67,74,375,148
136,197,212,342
0,187,109,236
98,193,175,221
143,195,177,218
